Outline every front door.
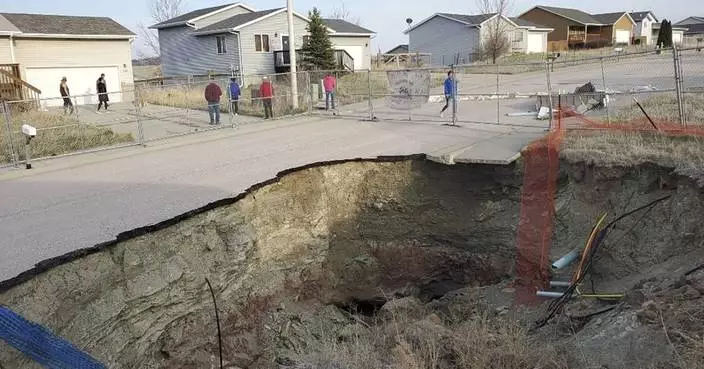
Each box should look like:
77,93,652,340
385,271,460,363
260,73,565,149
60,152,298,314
282,35,291,64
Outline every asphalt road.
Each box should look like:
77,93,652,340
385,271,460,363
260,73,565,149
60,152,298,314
0,114,546,282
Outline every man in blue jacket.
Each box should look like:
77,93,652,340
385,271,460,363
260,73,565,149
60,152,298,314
440,71,456,118
228,77,241,116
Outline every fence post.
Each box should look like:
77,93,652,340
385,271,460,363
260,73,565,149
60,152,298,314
2,101,18,167
73,95,85,150
600,57,611,124
496,62,500,125
672,45,686,127
367,68,374,121
305,71,312,115
451,64,457,125
135,87,145,145
545,60,554,130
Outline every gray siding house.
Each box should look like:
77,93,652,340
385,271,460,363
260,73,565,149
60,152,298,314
151,2,375,77
404,13,552,66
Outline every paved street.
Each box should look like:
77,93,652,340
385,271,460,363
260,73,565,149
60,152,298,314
0,114,546,282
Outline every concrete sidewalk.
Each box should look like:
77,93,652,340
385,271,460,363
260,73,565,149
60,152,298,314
0,114,545,282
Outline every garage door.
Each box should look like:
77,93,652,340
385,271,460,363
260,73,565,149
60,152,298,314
526,33,545,53
25,66,121,107
615,30,630,44
340,46,365,70
673,32,683,45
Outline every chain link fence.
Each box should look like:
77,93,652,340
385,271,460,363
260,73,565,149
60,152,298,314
2,47,703,168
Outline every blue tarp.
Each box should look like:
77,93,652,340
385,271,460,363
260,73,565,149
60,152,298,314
0,305,106,369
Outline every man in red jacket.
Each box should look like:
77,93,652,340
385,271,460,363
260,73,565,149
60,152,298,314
259,76,274,119
204,78,223,125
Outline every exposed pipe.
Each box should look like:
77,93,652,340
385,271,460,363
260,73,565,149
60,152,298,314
537,290,564,299
549,281,571,288
551,249,580,270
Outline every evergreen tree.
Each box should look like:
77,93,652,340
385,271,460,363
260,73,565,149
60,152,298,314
657,19,674,48
301,8,336,70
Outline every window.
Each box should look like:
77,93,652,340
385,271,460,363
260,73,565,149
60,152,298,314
216,36,227,54
512,30,524,43
302,35,310,45
255,34,270,52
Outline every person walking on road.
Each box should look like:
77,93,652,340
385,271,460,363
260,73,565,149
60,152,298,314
440,71,456,118
96,73,109,113
228,77,241,116
205,78,223,125
323,73,336,113
60,77,74,115
259,76,274,119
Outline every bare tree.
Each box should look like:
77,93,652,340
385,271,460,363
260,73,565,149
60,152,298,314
329,1,362,26
137,0,185,56
475,0,513,64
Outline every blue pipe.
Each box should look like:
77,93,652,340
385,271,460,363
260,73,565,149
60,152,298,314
549,281,571,288
551,249,581,270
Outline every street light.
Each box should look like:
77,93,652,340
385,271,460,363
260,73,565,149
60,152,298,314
287,0,299,109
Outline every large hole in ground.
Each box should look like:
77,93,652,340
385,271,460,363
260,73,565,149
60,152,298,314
1,157,703,369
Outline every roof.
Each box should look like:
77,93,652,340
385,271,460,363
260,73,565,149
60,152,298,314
195,8,282,34
592,12,628,25
0,12,134,36
675,16,704,25
629,11,658,22
151,4,232,28
510,17,550,29
683,23,704,35
531,6,602,25
322,18,375,35
438,13,496,26
386,44,408,54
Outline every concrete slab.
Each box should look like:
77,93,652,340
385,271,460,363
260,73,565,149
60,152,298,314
0,113,545,282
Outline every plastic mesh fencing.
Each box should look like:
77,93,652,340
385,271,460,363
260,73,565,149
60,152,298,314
0,305,106,369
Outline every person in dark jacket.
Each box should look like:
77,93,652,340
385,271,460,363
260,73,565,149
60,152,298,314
205,78,223,125
259,76,274,119
96,74,109,113
228,78,241,116
60,77,74,115
440,71,456,118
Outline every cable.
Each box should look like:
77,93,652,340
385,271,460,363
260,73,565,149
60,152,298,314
205,278,224,369
534,195,672,329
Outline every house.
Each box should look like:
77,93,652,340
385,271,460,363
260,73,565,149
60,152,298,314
0,13,135,106
676,17,704,44
403,13,553,66
151,3,375,78
385,44,409,54
518,6,636,50
651,22,688,45
630,11,657,45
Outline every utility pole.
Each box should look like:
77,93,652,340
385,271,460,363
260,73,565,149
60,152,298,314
287,0,299,109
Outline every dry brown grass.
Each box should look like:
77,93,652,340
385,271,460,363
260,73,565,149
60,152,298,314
611,93,704,124
137,78,307,118
1,110,133,164
295,301,567,369
561,132,704,181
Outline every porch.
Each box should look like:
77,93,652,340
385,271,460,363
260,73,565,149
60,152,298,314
274,49,355,73
0,64,41,108
568,25,610,48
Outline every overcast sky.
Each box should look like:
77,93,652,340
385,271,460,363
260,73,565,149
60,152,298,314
0,0,696,56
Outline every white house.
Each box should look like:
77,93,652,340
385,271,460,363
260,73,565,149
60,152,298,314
630,11,657,45
0,12,135,106
151,3,375,77
403,13,553,66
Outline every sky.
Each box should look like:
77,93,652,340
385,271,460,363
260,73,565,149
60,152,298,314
0,0,696,56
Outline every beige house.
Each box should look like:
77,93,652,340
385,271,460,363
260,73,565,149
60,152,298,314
0,13,135,106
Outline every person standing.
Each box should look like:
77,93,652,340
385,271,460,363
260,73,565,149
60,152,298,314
60,77,74,115
259,76,274,119
228,77,241,116
440,71,456,118
204,78,223,125
96,73,109,113
323,73,336,112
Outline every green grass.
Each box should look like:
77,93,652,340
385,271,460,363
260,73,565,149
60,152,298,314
1,110,134,164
